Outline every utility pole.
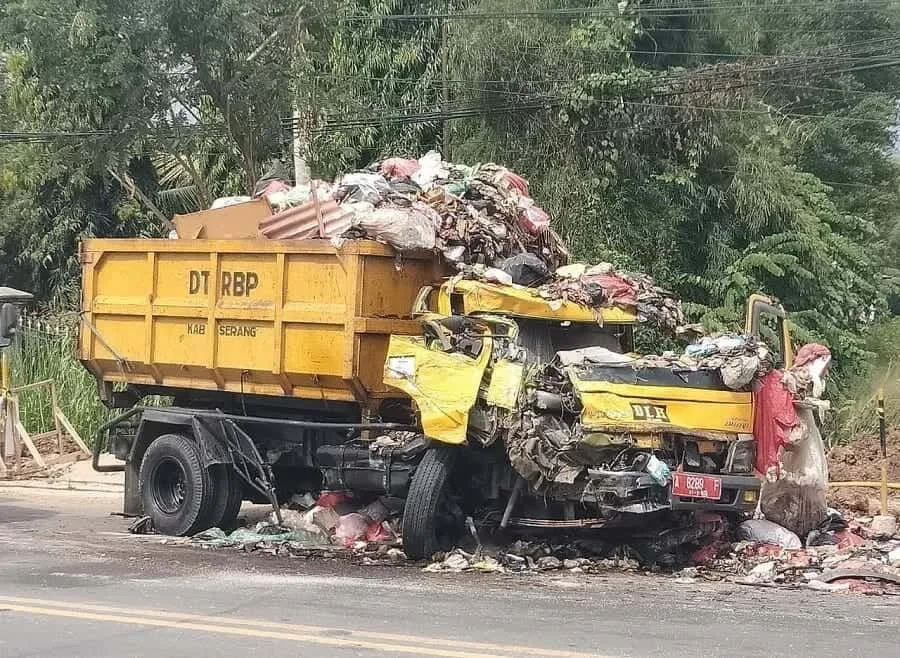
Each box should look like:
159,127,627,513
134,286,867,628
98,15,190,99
292,105,311,185
291,5,312,186
441,7,451,159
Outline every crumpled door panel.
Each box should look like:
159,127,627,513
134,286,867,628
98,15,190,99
384,335,490,445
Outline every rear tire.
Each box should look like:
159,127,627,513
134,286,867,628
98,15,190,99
402,447,460,560
207,465,244,532
139,434,215,536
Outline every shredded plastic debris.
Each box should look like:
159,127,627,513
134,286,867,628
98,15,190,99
415,511,900,594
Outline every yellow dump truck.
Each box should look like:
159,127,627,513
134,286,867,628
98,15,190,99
83,239,791,559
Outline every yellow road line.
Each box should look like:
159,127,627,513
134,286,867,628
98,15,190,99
0,595,605,658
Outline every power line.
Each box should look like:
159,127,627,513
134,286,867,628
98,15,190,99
291,53,900,132
0,125,230,145
343,2,900,22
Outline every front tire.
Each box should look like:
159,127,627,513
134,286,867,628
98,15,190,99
402,447,461,560
139,434,215,536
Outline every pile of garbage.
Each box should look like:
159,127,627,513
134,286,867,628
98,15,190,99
630,332,772,390
688,514,900,594
532,262,689,332
421,511,900,595
550,332,772,391
196,151,567,268
183,151,699,333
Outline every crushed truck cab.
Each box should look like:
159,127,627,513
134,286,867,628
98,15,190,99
385,280,791,555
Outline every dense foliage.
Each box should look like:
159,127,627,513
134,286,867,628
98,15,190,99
1,1,899,425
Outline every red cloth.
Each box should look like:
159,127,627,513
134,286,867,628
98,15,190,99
753,371,800,474
589,273,637,308
794,343,831,367
498,168,529,195
833,529,866,550
519,203,550,234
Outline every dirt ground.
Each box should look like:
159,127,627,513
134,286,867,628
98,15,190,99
827,429,900,515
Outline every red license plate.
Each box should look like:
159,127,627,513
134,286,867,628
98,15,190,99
672,472,722,500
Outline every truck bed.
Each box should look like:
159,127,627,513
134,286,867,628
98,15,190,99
79,239,444,404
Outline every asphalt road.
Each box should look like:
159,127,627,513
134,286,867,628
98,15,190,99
0,487,897,657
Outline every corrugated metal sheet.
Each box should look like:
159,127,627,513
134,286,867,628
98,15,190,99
259,198,354,240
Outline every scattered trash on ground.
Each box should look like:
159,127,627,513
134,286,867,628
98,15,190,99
170,492,409,564
128,515,154,535
415,511,900,595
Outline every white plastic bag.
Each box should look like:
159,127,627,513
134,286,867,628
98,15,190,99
353,202,439,251
411,151,448,191
337,172,391,204
759,404,829,538
211,195,252,209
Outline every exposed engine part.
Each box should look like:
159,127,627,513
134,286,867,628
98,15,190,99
533,390,562,412
586,469,656,499
725,435,756,473
468,404,501,447
683,441,702,468
316,435,426,495
500,478,525,529
506,517,607,528
507,413,584,487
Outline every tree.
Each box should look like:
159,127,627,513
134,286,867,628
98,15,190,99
0,0,302,296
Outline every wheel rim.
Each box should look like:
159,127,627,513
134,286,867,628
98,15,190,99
151,457,187,515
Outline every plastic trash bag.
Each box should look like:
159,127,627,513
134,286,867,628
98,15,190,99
411,151,449,191
483,267,513,285
721,355,760,390
738,519,802,549
498,253,549,286
759,403,829,538
380,157,420,179
645,454,671,486
266,183,311,211
334,513,369,546
497,167,529,196
517,198,550,234
279,509,325,536
337,172,391,205
353,203,439,251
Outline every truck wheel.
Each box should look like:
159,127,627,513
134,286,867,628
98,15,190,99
402,447,460,560
207,465,244,532
139,434,215,536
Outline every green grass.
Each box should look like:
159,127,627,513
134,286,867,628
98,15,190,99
829,317,900,446
8,323,110,448
833,359,900,446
